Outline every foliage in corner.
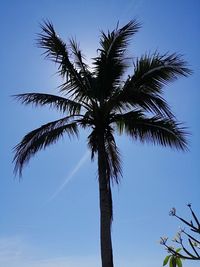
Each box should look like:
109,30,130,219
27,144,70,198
163,248,183,267
161,204,200,267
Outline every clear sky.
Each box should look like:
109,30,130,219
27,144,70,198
1,1,199,267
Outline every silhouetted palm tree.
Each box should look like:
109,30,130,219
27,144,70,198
13,20,191,267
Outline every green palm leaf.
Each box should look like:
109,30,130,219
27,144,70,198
37,21,91,102
88,127,122,183
109,86,174,118
132,52,191,92
38,20,73,78
114,111,188,151
108,52,191,117
104,129,122,183
13,117,78,176
13,93,82,115
69,38,90,75
127,91,173,118
93,20,141,100
69,38,97,102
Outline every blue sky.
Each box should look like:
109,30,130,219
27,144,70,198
1,1,199,266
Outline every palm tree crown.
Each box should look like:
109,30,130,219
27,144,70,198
13,20,191,267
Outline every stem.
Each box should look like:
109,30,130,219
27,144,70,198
98,133,114,267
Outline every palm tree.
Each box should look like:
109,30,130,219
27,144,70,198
13,20,191,267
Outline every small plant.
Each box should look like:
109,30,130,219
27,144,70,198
160,204,200,267
163,248,183,267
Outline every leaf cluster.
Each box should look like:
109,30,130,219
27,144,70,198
13,19,191,182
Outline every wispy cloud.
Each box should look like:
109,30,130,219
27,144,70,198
0,236,100,267
47,150,90,202
119,0,143,19
0,236,23,262
24,256,100,267
0,235,163,267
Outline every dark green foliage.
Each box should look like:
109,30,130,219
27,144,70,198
13,93,82,114
163,249,183,267
14,20,190,179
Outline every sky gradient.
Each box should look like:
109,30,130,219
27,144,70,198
1,1,199,267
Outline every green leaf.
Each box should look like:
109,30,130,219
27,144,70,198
170,256,177,267
176,258,182,267
175,248,182,253
163,255,171,266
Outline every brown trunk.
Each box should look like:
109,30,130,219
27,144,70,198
97,134,114,267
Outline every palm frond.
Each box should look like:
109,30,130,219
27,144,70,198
132,52,192,92
114,111,188,151
104,129,122,183
69,38,97,101
38,20,71,78
13,93,82,115
87,129,98,160
93,19,141,101
37,20,91,101
87,127,121,183
107,52,191,117
108,85,174,118
79,110,94,129
127,91,173,118
13,117,78,176
69,38,89,74
99,19,140,61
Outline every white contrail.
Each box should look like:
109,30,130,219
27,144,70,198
119,0,143,20
48,150,90,202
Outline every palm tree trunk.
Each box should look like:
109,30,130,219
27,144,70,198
97,134,114,267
